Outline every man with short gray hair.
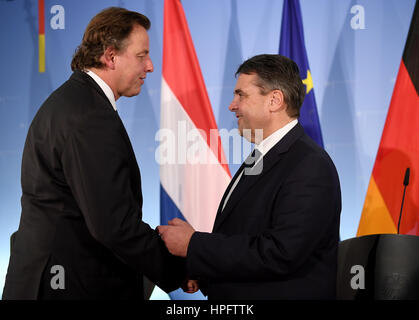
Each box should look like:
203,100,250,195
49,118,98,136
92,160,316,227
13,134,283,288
159,54,341,299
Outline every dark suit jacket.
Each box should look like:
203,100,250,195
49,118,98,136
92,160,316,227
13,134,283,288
186,123,341,299
3,71,184,299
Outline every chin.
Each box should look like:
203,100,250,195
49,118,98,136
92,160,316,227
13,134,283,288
239,128,255,143
126,89,141,97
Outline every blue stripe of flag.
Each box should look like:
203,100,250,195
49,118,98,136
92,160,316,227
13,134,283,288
160,184,186,225
279,0,324,148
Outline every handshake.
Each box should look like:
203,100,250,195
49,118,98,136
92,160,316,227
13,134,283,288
157,218,198,294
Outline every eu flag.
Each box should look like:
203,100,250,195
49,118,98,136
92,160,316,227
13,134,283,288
279,0,324,147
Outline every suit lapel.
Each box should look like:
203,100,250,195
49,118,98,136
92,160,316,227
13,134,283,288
215,161,248,217
213,123,305,231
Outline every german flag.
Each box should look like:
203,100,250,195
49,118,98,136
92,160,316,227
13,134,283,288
38,0,45,73
357,1,419,236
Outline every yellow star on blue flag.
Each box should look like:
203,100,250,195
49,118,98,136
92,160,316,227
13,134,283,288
302,70,313,94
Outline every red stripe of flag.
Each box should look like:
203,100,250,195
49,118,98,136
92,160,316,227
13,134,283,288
163,0,229,173
38,0,45,35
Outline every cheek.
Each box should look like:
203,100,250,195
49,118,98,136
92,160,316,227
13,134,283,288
128,69,141,82
246,109,266,127
125,59,141,75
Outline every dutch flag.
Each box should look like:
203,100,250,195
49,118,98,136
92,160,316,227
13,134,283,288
158,0,231,299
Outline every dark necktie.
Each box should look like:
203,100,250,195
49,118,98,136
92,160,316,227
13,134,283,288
242,148,263,177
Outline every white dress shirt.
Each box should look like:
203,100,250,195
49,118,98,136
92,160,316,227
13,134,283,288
255,119,298,162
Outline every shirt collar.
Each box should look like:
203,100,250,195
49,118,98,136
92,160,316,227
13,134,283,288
85,70,117,111
255,119,298,157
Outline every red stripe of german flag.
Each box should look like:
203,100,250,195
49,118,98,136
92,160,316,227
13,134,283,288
357,1,419,236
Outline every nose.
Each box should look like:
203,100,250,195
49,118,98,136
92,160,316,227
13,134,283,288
146,57,154,73
229,96,238,112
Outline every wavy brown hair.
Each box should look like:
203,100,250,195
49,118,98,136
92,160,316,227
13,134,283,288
71,7,150,71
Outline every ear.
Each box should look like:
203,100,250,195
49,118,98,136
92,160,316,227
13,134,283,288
269,90,285,112
100,46,117,70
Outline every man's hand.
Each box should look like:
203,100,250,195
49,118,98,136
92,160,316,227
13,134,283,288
182,279,199,294
157,218,195,257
